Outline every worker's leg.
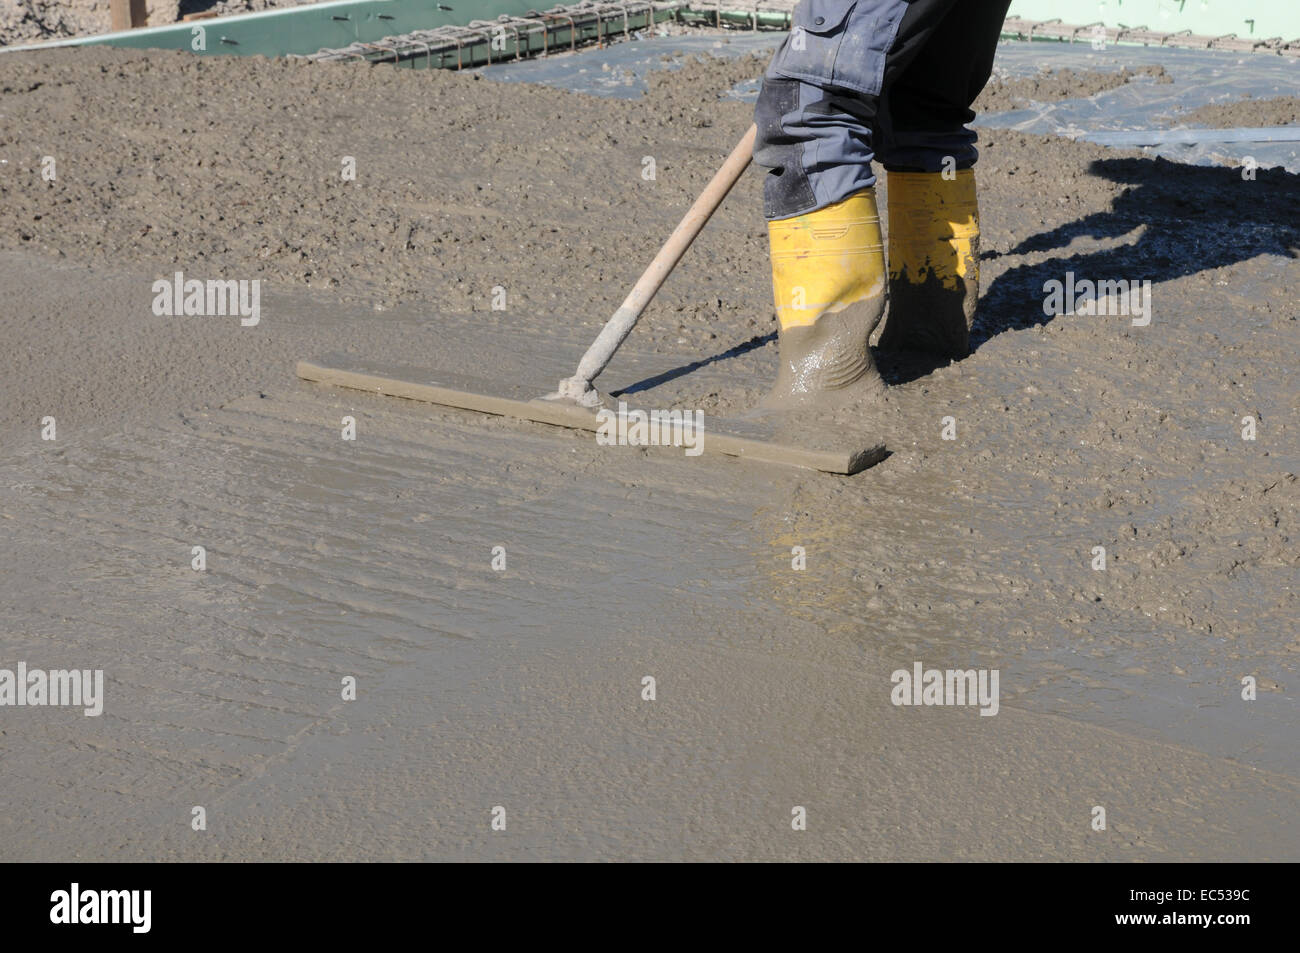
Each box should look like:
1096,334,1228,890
875,0,1012,357
752,0,961,407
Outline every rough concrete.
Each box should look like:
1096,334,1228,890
0,0,320,46
1182,95,1300,129
973,64,1171,114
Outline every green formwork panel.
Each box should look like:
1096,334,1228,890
1006,0,1300,41
3,0,553,58
8,0,1298,63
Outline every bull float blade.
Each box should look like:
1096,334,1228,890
296,356,886,475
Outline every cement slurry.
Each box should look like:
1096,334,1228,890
0,44,1296,860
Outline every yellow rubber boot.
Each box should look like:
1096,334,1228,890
761,188,887,410
877,168,980,358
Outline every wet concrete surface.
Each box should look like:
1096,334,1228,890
0,40,1297,859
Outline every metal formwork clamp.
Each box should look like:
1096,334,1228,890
1028,18,1061,42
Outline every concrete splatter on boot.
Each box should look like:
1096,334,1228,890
760,188,888,411
877,168,979,358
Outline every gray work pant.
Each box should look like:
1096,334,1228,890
754,0,1012,219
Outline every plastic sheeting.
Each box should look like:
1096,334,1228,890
977,42,1300,172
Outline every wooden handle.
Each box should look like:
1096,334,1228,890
567,124,758,389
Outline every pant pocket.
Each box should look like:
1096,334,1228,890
770,0,905,97
768,0,858,89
